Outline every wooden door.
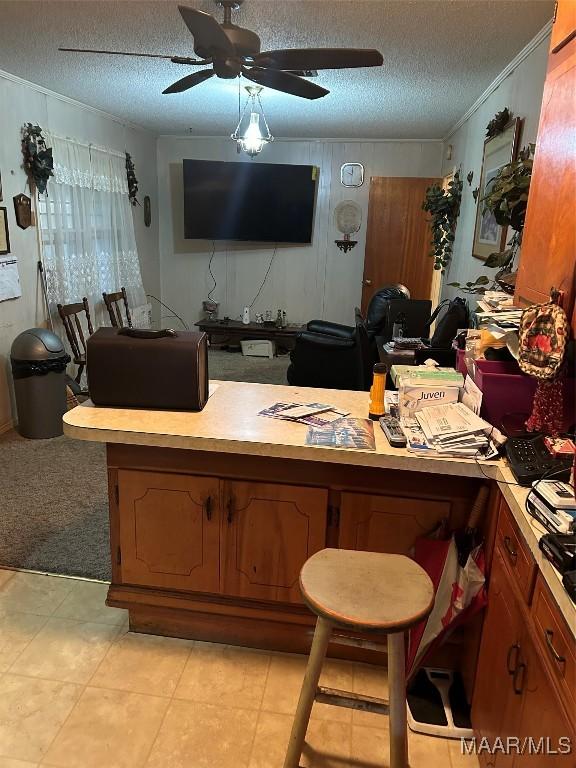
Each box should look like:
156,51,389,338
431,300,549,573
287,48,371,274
514,29,576,330
472,549,523,768
362,176,440,312
117,470,220,592
220,480,327,603
512,630,575,767
338,491,451,554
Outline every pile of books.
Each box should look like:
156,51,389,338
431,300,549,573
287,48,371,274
401,402,500,460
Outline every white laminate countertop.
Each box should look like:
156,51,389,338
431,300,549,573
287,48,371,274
63,379,575,636
63,379,500,479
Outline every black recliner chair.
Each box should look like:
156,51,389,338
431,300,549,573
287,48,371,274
287,285,411,391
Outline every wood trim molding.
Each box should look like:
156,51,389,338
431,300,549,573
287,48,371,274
443,20,553,141
0,418,14,435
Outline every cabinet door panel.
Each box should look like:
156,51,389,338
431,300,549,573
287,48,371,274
514,49,576,325
338,492,449,554
472,549,523,765
118,470,220,592
221,481,327,602
550,0,576,54
512,631,575,767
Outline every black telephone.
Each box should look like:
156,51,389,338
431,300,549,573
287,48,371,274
504,435,573,487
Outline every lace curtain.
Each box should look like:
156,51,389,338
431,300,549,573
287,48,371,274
39,135,147,331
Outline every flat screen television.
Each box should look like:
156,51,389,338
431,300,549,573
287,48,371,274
183,159,317,243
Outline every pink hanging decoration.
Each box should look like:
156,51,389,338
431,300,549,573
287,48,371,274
526,375,564,436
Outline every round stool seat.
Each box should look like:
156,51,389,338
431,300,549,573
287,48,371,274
300,549,434,632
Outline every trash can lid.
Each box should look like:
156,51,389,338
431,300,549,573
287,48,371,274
11,328,66,360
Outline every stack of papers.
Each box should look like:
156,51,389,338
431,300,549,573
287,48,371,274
401,402,499,460
258,402,350,427
476,291,522,330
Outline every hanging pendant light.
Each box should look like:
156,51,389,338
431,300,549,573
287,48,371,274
231,84,274,157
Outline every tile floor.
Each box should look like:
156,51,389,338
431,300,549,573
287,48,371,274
0,568,478,768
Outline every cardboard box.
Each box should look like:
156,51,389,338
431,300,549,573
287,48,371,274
398,383,460,418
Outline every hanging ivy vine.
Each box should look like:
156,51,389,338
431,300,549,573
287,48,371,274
448,144,535,294
125,152,140,206
421,170,463,272
21,123,53,195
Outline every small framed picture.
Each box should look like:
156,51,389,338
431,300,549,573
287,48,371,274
473,117,521,261
0,207,10,255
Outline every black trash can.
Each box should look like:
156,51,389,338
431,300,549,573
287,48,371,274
11,328,70,439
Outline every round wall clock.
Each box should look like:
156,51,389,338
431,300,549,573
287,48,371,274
340,163,364,187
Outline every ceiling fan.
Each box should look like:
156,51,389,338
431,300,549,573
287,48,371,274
59,0,384,100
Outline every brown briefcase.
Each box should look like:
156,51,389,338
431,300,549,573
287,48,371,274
87,327,208,411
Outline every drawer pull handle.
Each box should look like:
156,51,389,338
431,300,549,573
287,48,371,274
507,643,520,675
503,536,517,564
204,495,212,521
544,630,566,667
227,497,234,524
512,662,526,695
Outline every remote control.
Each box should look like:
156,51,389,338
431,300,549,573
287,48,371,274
379,415,407,448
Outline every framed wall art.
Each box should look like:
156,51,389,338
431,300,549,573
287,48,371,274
0,207,10,255
473,117,521,260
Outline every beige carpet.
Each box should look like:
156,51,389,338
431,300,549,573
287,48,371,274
0,348,291,579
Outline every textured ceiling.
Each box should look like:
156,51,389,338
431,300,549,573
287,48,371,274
0,0,553,139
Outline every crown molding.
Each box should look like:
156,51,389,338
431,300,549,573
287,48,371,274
158,134,444,143
0,67,152,135
443,20,552,141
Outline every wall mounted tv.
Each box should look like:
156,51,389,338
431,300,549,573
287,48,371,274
183,159,317,243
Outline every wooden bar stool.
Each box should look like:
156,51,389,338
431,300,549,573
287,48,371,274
283,549,434,768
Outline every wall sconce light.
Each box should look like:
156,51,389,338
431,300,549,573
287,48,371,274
231,85,274,157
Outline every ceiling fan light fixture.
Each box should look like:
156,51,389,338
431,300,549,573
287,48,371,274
231,85,273,157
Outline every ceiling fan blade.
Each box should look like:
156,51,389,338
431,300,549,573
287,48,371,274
178,5,234,58
163,69,214,94
243,67,328,99
58,47,202,64
253,48,384,71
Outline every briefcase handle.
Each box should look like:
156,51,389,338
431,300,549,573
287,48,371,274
118,328,177,339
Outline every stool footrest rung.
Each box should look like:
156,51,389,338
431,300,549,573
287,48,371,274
330,632,388,653
315,685,390,715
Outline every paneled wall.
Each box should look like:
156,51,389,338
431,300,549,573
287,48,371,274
0,71,160,430
440,34,549,302
157,137,443,328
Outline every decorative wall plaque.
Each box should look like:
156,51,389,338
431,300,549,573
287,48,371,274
13,193,32,229
143,195,151,227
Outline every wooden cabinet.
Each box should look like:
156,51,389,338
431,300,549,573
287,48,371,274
117,470,220,593
472,500,575,767
338,491,457,554
220,481,327,602
117,470,327,603
550,0,576,54
515,0,576,331
472,549,523,768
512,630,575,767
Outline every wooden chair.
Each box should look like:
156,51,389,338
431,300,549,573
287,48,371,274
283,549,434,768
57,298,94,385
102,286,133,328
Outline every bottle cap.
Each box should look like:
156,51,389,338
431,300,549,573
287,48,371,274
373,363,388,374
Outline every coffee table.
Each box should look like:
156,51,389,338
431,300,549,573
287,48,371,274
195,319,304,350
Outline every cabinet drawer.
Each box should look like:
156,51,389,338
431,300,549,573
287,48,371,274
497,499,536,604
531,573,576,717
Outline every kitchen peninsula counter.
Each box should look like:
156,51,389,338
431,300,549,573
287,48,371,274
64,380,575,655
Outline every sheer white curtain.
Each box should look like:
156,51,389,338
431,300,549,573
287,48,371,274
39,134,146,330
